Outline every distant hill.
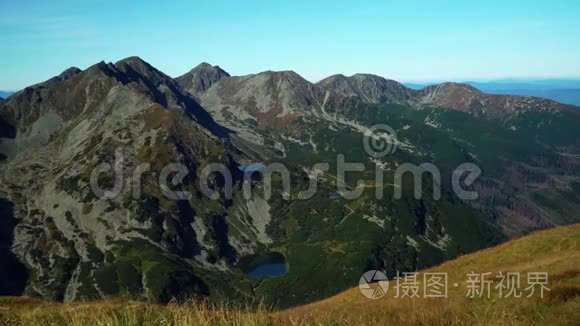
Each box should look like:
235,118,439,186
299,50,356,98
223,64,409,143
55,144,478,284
0,91,13,98
405,79,580,106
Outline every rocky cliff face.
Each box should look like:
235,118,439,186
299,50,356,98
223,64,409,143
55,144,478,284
0,57,267,302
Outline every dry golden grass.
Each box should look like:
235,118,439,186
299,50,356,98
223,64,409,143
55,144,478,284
0,299,272,326
275,224,580,325
1,224,580,326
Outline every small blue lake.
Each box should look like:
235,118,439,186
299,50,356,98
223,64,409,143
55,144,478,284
248,262,287,279
238,162,264,173
240,252,288,279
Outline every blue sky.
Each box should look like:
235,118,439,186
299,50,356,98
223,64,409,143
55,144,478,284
1,0,580,90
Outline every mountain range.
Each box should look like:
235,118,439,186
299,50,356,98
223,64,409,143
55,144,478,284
1,57,579,306
0,91,13,99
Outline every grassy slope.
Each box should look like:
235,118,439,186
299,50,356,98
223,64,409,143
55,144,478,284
275,223,580,325
1,224,579,325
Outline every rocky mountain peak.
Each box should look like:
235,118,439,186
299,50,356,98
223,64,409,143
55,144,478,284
416,81,571,116
424,82,481,94
114,56,172,83
186,62,229,78
36,66,84,85
191,62,227,73
195,69,321,134
251,70,312,88
175,62,230,96
110,56,197,110
114,56,150,68
316,73,413,104
260,69,302,78
57,67,82,81
316,74,349,88
81,60,121,79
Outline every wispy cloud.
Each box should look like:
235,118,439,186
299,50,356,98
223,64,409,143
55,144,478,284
0,14,102,48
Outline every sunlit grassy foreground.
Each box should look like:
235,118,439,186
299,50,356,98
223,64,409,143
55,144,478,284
1,224,580,325
0,299,272,326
